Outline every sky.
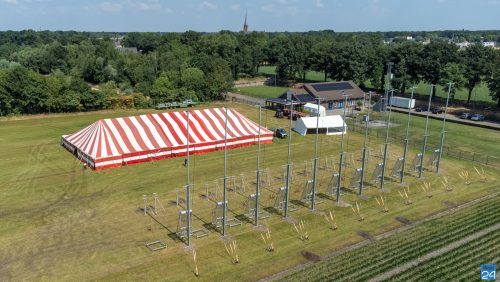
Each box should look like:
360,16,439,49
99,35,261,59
0,0,498,32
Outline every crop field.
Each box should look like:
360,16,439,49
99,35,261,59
0,102,498,281
279,194,500,281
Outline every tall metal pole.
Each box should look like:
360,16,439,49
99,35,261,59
384,62,394,111
255,105,262,225
436,83,453,173
311,97,321,210
380,89,395,190
185,111,191,246
400,86,416,183
336,92,350,203
419,85,434,178
359,92,372,195
284,91,293,218
222,107,228,236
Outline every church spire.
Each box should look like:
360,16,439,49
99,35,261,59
243,9,248,33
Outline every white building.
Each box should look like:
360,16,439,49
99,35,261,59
483,42,496,48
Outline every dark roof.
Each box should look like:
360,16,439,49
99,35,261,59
304,81,365,101
277,90,315,103
268,81,364,105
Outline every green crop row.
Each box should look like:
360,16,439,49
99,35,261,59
280,196,499,281
391,231,500,281
315,198,499,281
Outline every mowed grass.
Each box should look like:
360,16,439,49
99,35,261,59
259,65,495,104
232,85,290,99
363,111,500,159
0,103,498,281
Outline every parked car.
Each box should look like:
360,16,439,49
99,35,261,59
415,106,427,112
274,128,288,138
460,113,471,119
470,114,485,121
431,108,444,114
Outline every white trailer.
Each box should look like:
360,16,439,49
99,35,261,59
390,96,415,109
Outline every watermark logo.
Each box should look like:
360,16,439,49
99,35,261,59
481,264,496,281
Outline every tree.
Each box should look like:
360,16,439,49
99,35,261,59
390,42,422,94
419,41,458,99
309,40,333,82
486,51,500,107
151,74,176,103
180,67,205,99
439,63,466,102
461,44,492,104
328,41,372,85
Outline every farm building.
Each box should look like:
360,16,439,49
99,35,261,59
293,115,346,136
61,108,273,170
266,81,365,111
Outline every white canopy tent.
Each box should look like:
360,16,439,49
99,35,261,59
303,103,326,117
294,115,346,136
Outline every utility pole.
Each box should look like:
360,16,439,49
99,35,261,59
284,91,293,218
384,62,394,111
337,92,351,203
436,83,453,173
401,86,416,184
419,85,434,178
380,89,395,191
359,92,372,195
255,105,262,225
222,107,228,236
185,111,191,246
311,97,321,210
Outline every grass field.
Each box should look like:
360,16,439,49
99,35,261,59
0,103,499,281
257,65,495,104
280,194,500,281
232,85,289,99
361,111,500,158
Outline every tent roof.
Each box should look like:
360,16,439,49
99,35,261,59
303,103,326,111
297,115,345,129
62,108,273,170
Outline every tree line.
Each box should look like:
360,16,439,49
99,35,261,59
0,30,499,116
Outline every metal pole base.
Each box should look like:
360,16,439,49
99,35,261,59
335,200,351,208
380,188,391,193
359,194,371,201
283,216,298,225
252,225,268,232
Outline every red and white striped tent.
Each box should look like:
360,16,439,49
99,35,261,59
61,108,274,170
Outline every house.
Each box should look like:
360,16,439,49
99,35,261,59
456,42,471,49
266,81,365,111
115,46,138,53
482,41,496,48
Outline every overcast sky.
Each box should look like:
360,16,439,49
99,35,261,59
0,0,498,32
